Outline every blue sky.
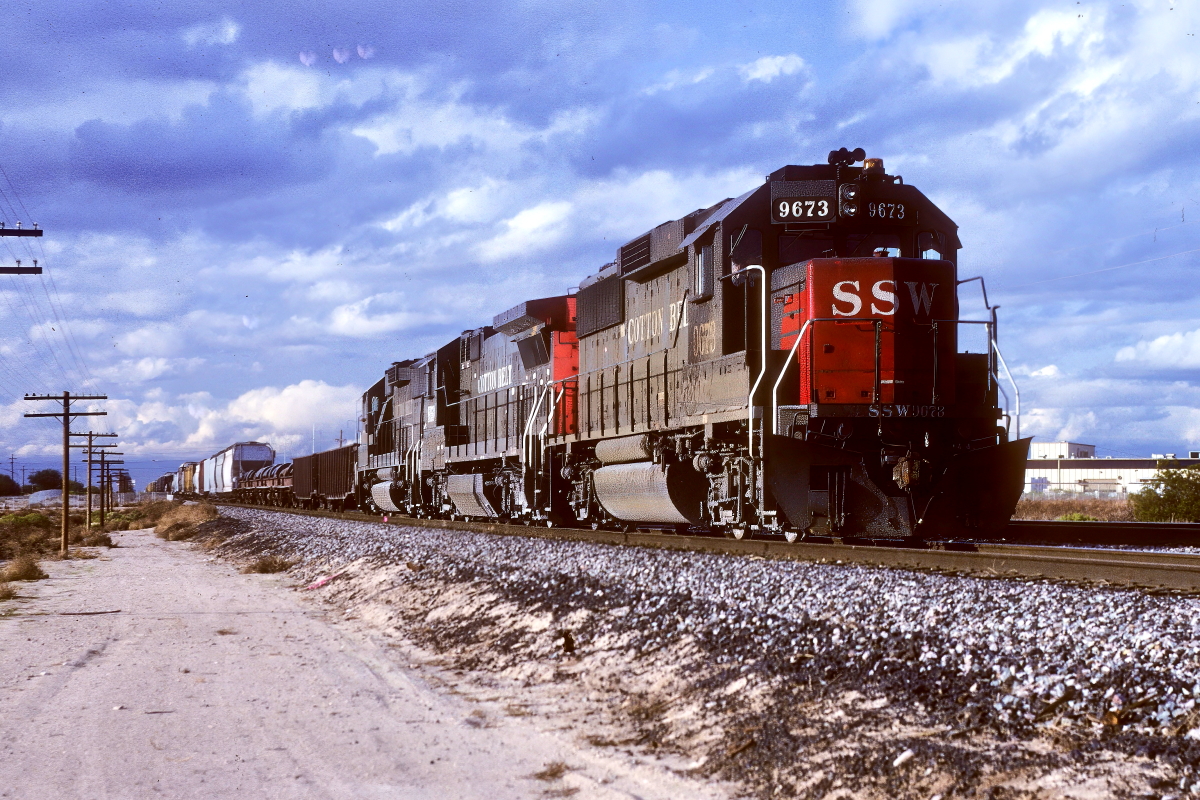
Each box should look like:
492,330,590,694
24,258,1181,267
1,0,1198,486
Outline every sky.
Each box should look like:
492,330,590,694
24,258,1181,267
0,0,1198,487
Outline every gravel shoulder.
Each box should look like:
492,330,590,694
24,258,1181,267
0,526,729,800
206,506,1200,800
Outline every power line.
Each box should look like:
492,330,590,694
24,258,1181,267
1006,246,1200,290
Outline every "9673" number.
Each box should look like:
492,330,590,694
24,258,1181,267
776,198,832,220
868,202,906,219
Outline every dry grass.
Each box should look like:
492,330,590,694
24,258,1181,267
3,554,47,581
531,761,572,782
79,531,114,548
242,555,295,574
0,582,15,600
155,504,219,541
1012,496,1134,521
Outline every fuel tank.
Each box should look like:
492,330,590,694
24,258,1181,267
370,481,402,513
592,461,706,525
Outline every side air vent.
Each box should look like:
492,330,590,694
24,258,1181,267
576,275,624,338
619,233,651,275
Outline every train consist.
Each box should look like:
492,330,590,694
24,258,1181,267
158,149,1028,539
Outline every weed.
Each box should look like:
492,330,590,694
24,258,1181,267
531,761,571,782
0,582,14,600
4,554,47,581
1056,511,1099,521
243,555,294,574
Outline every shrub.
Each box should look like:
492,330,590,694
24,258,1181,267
80,531,114,548
0,513,57,560
1056,512,1098,521
155,504,219,541
243,555,295,574
1012,497,1133,521
1131,465,1200,522
0,582,14,600
4,555,47,581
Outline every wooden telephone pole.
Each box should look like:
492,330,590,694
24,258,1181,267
70,432,117,528
87,452,123,526
24,392,107,555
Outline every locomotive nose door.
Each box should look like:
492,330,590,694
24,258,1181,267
796,258,956,407
802,258,898,405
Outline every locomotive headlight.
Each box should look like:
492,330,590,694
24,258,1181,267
839,183,860,217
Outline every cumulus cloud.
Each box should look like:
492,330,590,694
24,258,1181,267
476,201,573,261
737,54,806,83
1116,329,1200,369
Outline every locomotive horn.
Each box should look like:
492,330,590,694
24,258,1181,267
827,147,866,166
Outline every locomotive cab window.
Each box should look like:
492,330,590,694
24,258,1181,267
919,231,952,261
693,241,714,300
843,232,902,258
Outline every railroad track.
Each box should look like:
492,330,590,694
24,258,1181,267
218,503,1200,593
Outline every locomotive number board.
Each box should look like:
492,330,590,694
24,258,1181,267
772,197,835,223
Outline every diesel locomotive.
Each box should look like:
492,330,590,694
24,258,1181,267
175,149,1028,540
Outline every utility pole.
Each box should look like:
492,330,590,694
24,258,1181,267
70,432,116,529
0,221,45,274
88,452,124,526
24,392,107,555
7,454,13,482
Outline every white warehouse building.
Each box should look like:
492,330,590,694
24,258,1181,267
1024,441,1200,497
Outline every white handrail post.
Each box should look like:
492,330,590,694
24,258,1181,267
770,319,812,434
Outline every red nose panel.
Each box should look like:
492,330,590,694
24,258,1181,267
781,258,957,405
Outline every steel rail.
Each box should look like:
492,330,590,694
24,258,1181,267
216,503,1200,593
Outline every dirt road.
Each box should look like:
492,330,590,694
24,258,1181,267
0,529,725,799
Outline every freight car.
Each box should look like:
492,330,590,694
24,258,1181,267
292,444,358,511
234,463,293,507
352,149,1027,539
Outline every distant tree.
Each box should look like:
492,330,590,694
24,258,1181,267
1131,464,1200,522
0,474,19,496
28,469,61,492
67,480,85,495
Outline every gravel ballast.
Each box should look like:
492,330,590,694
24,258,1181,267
210,506,1200,798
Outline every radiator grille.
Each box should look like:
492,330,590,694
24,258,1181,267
576,275,624,338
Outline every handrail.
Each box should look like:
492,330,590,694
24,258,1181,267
991,339,1020,439
770,317,888,435
739,265,768,464
520,383,551,469
771,318,812,434
539,386,566,440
